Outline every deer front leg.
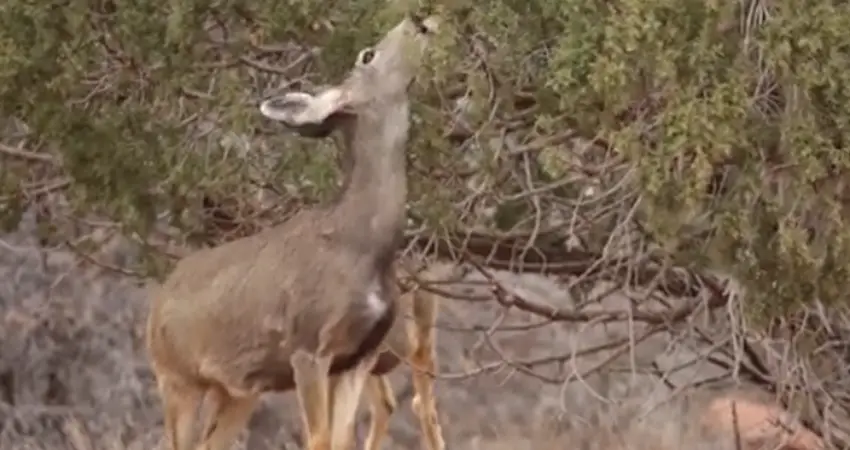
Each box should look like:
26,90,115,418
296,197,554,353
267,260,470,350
157,377,205,450
329,352,379,450
364,375,396,450
195,386,258,450
292,350,333,450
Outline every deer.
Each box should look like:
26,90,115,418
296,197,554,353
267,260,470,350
145,13,443,450
334,261,449,450
299,82,451,450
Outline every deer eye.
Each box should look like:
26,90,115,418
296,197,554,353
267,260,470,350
357,47,376,65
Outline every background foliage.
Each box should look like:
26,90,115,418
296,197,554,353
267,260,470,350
2,0,850,334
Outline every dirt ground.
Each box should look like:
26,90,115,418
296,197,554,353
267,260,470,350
0,216,820,450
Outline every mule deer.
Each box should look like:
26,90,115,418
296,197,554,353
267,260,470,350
245,263,449,450
146,14,440,450
335,262,449,450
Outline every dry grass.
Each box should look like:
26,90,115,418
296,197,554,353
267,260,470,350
0,227,159,449
0,218,826,450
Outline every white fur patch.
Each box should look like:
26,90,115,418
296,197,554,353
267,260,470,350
367,291,388,317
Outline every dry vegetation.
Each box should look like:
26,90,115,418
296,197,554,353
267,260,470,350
0,210,839,450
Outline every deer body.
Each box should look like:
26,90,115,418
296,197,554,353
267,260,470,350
146,15,443,450
147,214,399,395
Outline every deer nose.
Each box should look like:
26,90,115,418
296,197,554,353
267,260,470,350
411,13,439,34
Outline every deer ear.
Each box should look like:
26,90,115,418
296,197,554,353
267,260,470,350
260,89,349,137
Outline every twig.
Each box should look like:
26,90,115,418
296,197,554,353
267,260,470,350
464,256,722,324
63,239,145,278
0,143,55,163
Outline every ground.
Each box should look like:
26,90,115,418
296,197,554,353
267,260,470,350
0,213,816,450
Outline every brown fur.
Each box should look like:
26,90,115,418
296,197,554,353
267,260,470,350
145,15,440,450
351,263,448,450
321,78,447,450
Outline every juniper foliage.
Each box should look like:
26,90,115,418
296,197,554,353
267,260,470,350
2,0,849,318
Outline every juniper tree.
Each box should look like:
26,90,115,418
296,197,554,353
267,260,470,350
2,0,850,321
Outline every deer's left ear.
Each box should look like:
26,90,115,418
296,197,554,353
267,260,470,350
260,88,351,137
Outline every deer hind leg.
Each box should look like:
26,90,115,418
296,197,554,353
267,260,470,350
195,385,258,450
363,375,396,450
158,377,205,450
328,352,379,450
407,290,446,450
292,350,333,450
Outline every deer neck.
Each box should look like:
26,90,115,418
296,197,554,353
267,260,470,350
331,101,410,259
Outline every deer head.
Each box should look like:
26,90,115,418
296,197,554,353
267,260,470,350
259,15,438,138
